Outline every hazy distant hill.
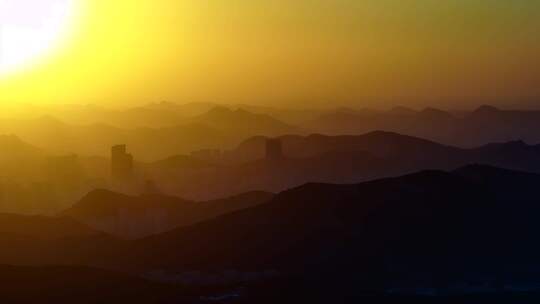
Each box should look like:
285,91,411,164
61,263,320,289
2,166,540,301
0,107,303,161
145,131,540,200
0,134,45,179
0,213,98,240
230,104,325,125
455,105,540,146
2,103,187,128
63,189,273,238
4,102,318,129
152,150,391,199
232,131,455,162
0,134,44,161
304,105,540,147
9,103,540,149
6,129,540,215
141,101,219,117
232,131,540,172
185,106,302,138
140,101,324,126
7,103,540,157
150,154,217,170
13,122,540,213
122,165,540,284
0,116,227,161
0,136,99,214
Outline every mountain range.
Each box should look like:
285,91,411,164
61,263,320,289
0,213,98,239
62,190,273,238
145,131,540,200
0,107,300,161
1,165,540,301
303,105,540,147
4,103,540,162
4,126,540,210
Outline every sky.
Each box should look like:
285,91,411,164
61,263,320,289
0,0,73,74
1,0,540,109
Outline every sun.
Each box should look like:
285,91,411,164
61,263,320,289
0,0,75,76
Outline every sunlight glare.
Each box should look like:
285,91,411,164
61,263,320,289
0,0,75,76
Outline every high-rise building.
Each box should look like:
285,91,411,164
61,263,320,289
266,138,284,160
111,145,134,182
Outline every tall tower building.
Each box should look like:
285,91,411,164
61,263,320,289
111,145,134,183
266,138,284,160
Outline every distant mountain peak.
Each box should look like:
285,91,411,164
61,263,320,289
64,188,274,238
0,134,24,142
362,130,405,139
420,107,453,116
80,189,129,203
35,115,66,125
206,106,233,115
156,101,177,106
0,135,44,158
0,134,37,147
389,106,417,115
203,106,263,119
334,107,378,115
473,105,501,114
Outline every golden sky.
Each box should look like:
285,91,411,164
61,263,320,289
1,0,540,109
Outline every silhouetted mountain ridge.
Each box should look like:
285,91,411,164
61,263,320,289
63,189,274,238
185,106,302,137
111,164,540,276
146,131,540,200
1,165,540,300
304,105,540,146
0,213,99,240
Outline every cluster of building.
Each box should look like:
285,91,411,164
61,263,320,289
110,138,284,186
189,138,285,163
